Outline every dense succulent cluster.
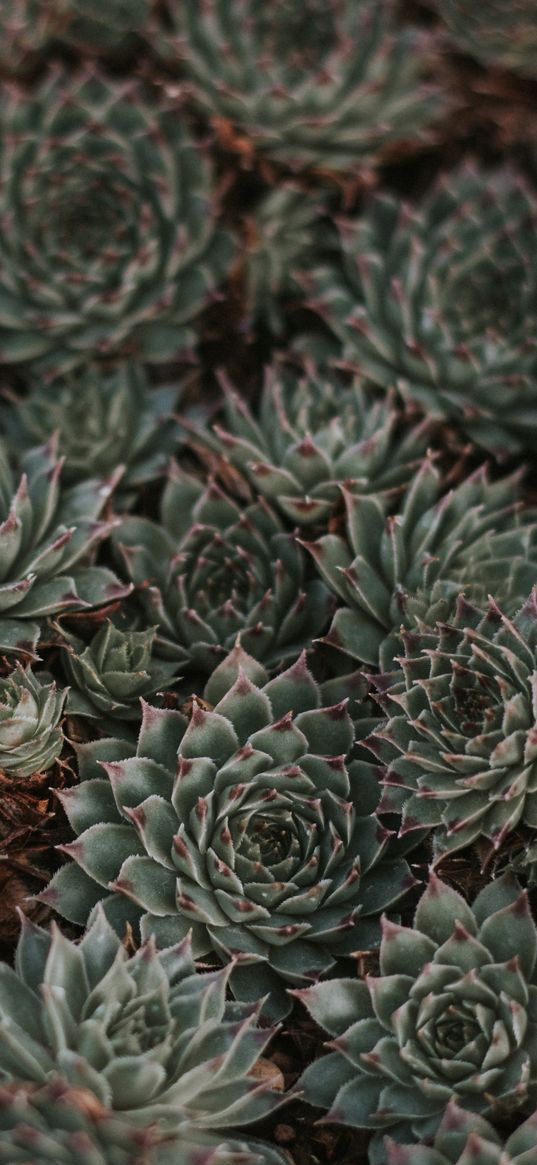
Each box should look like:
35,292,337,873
437,0,537,78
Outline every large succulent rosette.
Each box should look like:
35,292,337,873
0,69,234,374
371,590,537,860
298,873,537,1161
310,166,537,458
437,0,537,78
162,0,443,176
114,463,332,670
190,367,430,528
0,665,65,776
385,1100,537,1165
43,643,412,1019
303,459,537,670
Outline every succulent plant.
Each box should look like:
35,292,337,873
437,1,537,78
189,367,430,528
0,664,65,777
61,621,179,730
0,906,287,1143
298,872,537,1162
385,1099,537,1165
162,0,443,177
0,0,57,75
0,437,129,658
42,642,410,1020
4,364,181,497
310,165,537,459
114,462,333,670
303,458,537,671
0,69,235,374
370,590,537,861
54,0,154,58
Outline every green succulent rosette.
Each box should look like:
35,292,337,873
161,0,443,177
5,364,181,498
0,69,234,374
437,0,537,78
0,906,286,1147
189,368,429,528
42,642,411,1020
298,873,537,1161
114,463,333,671
303,459,537,671
385,1100,537,1165
61,621,179,730
0,437,129,658
0,664,65,777
310,165,537,459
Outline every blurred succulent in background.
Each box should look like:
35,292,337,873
189,367,430,528
0,69,235,374
161,0,443,177
4,364,181,499
311,165,537,459
0,438,128,657
436,0,537,78
0,907,287,1143
372,590,537,860
114,463,332,670
0,665,65,777
298,873,537,1161
385,1100,537,1165
303,459,537,670
42,642,410,1019
53,0,154,59
61,621,179,731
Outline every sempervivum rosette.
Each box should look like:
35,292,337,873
0,438,129,658
161,0,443,177
114,462,332,670
303,459,537,671
0,907,287,1153
0,664,65,776
371,590,537,860
437,1,537,78
311,165,537,459
385,1101,537,1165
42,642,412,1019
298,873,537,1161
189,367,430,528
0,69,234,374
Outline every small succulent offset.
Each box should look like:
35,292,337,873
372,590,537,861
437,0,537,78
5,364,181,496
385,1100,537,1165
163,0,443,176
114,463,332,670
303,459,537,670
311,166,537,459
0,69,234,374
61,621,179,729
298,873,537,1162
0,438,129,657
43,642,412,1020
190,367,429,528
0,907,286,1152
0,665,65,777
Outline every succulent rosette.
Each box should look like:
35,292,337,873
303,459,537,670
385,1100,537,1165
437,1,537,78
0,69,235,374
114,463,332,670
311,165,537,459
0,437,129,657
4,364,181,497
161,0,442,177
61,621,179,729
0,906,287,1149
0,664,65,776
189,368,430,528
298,873,537,1161
42,642,411,1019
